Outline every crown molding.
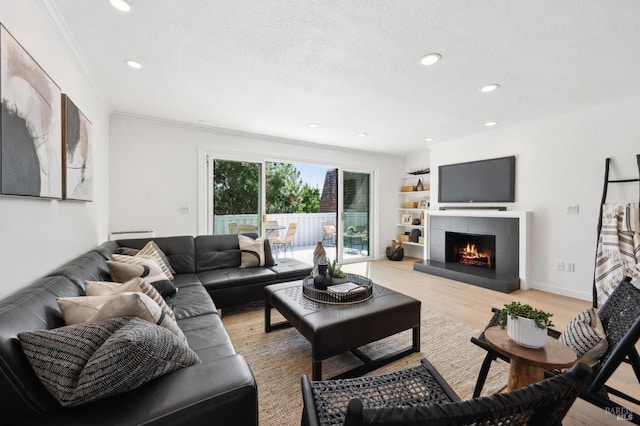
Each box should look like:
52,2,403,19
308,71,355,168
110,111,382,156
37,0,110,104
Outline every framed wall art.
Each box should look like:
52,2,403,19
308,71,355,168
1,24,62,198
62,94,92,201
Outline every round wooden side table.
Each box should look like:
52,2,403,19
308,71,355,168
484,326,577,391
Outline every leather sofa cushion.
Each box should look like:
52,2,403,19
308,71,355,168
45,251,112,290
116,236,196,274
172,273,204,289
167,284,218,320
19,355,257,426
198,267,277,290
195,234,242,271
268,258,313,279
93,241,120,260
0,276,84,421
178,314,236,359
18,317,199,407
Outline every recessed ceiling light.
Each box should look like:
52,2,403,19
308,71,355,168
425,138,434,142
308,123,319,128
357,133,368,138
485,121,498,127
110,0,131,12
481,84,500,93
125,59,142,69
419,53,442,67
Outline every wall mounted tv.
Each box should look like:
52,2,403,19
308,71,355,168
438,156,515,203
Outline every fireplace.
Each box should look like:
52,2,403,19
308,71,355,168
445,232,495,270
414,213,524,293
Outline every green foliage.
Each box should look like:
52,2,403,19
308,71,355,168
214,161,321,215
265,163,320,214
347,225,357,233
499,301,554,329
214,160,259,215
326,258,346,278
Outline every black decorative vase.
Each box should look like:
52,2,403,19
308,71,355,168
314,263,329,290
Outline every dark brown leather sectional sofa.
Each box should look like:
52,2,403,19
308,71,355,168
0,234,312,425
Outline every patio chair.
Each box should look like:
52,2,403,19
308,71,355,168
228,222,239,234
301,357,591,426
321,221,336,246
272,222,297,257
238,224,257,234
470,276,640,424
265,220,280,239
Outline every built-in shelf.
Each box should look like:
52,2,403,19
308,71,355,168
403,241,424,247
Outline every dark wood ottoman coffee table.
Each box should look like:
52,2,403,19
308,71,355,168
265,280,421,380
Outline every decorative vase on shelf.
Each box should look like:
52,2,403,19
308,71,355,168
416,179,424,192
312,241,326,276
314,263,329,290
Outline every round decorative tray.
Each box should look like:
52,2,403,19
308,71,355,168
302,273,374,305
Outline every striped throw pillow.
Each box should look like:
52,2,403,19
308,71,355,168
136,241,175,279
85,277,176,320
559,308,608,359
57,292,186,343
108,257,177,297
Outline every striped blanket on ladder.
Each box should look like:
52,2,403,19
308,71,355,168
595,203,640,305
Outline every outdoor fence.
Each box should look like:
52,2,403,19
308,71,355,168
214,212,368,247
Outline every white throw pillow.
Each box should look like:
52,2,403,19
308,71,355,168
57,292,186,343
238,235,265,268
85,277,175,320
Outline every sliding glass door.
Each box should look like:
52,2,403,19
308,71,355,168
211,158,262,235
341,170,371,261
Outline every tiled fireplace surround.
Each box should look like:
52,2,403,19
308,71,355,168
414,211,529,293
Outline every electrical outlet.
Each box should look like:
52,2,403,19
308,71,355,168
566,204,579,214
556,261,565,271
566,262,575,272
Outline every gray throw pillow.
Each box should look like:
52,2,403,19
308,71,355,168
18,317,199,407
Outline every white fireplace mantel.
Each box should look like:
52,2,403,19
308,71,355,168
424,209,531,289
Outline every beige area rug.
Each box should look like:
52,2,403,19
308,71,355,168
222,303,509,426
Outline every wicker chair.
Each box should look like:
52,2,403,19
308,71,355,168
471,276,640,424
301,358,591,426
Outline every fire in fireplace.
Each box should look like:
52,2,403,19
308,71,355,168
445,232,496,270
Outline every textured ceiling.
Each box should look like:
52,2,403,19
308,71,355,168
49,0,640,154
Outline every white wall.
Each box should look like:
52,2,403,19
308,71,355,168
109,114,405,258
425,96,640,300
0,1,111,298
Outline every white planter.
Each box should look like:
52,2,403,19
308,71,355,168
506,316,548,349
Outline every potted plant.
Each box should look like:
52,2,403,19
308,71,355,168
499,301,554,349
326,258,347,285
347,225,357,234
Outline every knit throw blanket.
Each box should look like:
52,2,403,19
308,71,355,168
595,203,640,305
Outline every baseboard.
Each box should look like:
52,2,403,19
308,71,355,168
529,282,591,302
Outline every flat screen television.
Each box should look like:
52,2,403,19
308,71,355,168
438,156,515,203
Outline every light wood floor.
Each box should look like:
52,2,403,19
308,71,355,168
341,257,638,426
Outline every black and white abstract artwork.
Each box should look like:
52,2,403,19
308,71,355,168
62,95,92,201
1,24,62,199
